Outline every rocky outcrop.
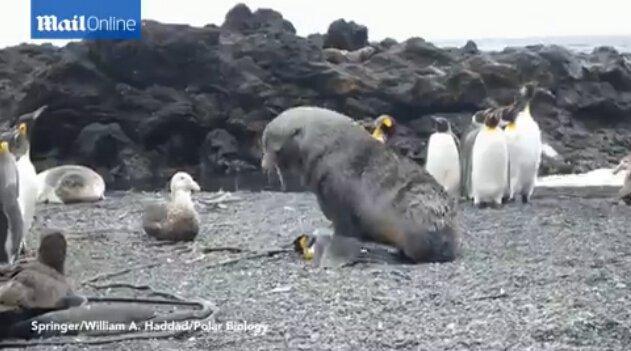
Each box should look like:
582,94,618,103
1,4,630,189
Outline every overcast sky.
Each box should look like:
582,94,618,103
1,0,630,48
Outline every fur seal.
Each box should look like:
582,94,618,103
0,140,23,265
36,165,105,204
471,112,509,208
142,172,201,242
0,230,85,336
502,83,542,203
613,153,631,204
262,106,458,263
426,117,461,196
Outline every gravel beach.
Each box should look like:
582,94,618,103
15,187,631,350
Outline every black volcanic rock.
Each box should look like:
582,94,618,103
462,40,479,55
0,3,630,189
323,19,368,51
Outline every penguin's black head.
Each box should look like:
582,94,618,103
499,105,520,125
472,111,486,125
484,113,500,129
15,105,47,140
431,117,451,133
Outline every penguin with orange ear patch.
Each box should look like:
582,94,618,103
6,106,47,251
371,115,396,143
471,111,509,208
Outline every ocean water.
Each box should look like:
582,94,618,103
434,35,631,53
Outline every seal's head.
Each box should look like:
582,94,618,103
371,115,396,143
170,172,201,193
261,106,357,190
431,117,451,133
38,230,67,274
614,154,631,175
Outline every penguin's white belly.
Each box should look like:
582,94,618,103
425,133,461,195
16,157,38,235
506,118,542,198
471,130,508,204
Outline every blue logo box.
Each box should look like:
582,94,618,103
31,0,141,39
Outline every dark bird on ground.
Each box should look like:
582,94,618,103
142,172,201,241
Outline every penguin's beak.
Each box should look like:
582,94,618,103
190,180,201,192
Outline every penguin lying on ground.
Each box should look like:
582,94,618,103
613,153,631,204
0,230,85,336
262,106,459,264
426,117,460,196
0,139,24,265
471,111,509,208
36,165,105,204
142,172,201,242
501,83,542,203
293,229,410,268
4,106,46,248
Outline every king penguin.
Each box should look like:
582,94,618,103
502,83,542,203
471,112,509,208
425,117,460,196
460,111,486,199
371,115,396,143
293,229,412,268
0,139,24,264
8,106,46,247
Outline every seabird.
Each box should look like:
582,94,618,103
142,172,201,241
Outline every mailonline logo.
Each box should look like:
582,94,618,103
31,0,141,40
